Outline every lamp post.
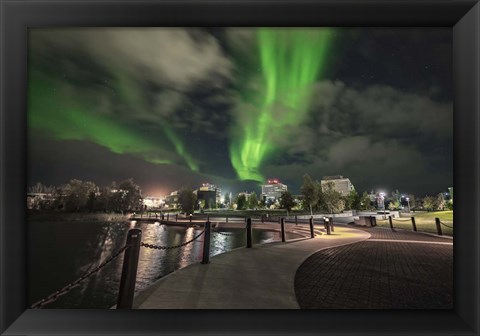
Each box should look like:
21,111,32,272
379,192,386,219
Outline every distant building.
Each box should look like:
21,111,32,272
165,191,179,209
196,183,221,209
261,179,288,202
320,175,354,196
27,192,54,210
143,196,163,209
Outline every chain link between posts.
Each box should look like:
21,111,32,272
141,230,205,250
392,218,412,222
440,221,454,229
30,245,128,309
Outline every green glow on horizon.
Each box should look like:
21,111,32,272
230,28,333,181
28,71,197,170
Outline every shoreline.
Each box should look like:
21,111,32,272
27,211,131,222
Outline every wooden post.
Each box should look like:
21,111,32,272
388,216,393,229
226,216,229,223
309,216,315,238
411,216,417,232
261,214,264,223
295,215,298,225
246,218,252,248
280,218,286,242
326,218,331,235
435,217,443,235
167,213,169,221
117,229,142,309
175,213,178,222
189,214,192,223
329,217,334,232
201,221,211,264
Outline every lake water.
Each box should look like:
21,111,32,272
28,220,290,308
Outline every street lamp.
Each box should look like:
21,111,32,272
406,197,410,213
379,192,386,218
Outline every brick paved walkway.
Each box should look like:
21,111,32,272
294,226,453,309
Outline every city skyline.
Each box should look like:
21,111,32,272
28,27,453,196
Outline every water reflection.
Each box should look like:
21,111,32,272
28,221,288,308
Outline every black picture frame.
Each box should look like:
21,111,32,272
1,0,479,335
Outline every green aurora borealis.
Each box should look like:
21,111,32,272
29,28,333,182
230,29,333,182
28,70,198,171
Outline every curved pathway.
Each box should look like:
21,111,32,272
294,226,453,309
134,225,370,309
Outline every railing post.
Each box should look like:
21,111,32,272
280,218,286,242
175,213,178,222
189,214,192,223
435,217,443,235
201,221,211,264
309,216,315,238
388,216,393,229
117,229,142,309
246,218,253,248
261,214,264,223
295,215,298,225
411,216,417,231
226,216,229,223
329,217,334,232
167,213,169,221
326,219,331,235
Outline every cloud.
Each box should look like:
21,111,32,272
310,80,453,140
261,80,452,194
32,28,233,90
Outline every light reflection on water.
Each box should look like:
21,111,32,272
28,221,288,309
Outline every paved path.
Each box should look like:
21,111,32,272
134,225,370,309
294,225,453,309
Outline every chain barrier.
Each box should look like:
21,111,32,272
141,230,205,250
376,218,388,222
31,245,128,309
392,218,412,222
440,221,454,229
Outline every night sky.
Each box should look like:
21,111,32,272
27,28,453,197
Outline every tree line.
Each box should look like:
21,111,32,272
27,179,143,214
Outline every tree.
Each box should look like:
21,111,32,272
60,179,97,212
436,193,446,211
321,182,345,214
343,190,361,210
178,188,196,214
300,174,321,215
247,192,258,209
279,191,295,212
115,179,143,213
388,200,400,210
422,196,436,211
235,194,247,210
28,182,55,194
359,192,372,210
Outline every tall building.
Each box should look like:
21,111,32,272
261,179,288,202
320,175,355,196
196,183,221,208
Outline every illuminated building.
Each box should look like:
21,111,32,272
261,179,288,202
320,175,355,196
165,190,179,209
142,196,163,209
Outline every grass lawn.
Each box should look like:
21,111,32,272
376,211,453,236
